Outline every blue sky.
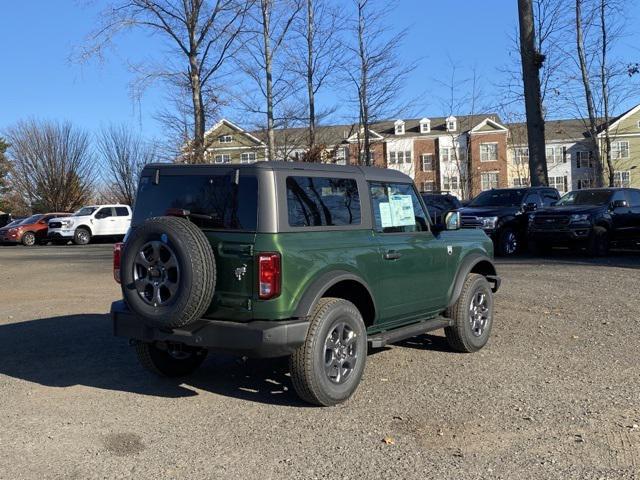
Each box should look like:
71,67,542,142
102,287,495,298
1,0,639,141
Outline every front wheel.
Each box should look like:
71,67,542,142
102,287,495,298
445,274,494,353
289,298,367,406
74,228,91,245
21,232,36,246
135,342,207,377
497,228,518,256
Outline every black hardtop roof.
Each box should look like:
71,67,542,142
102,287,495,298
143,161,413,183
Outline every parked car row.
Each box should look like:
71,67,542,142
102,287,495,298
422,187,640,256
0,204,132,246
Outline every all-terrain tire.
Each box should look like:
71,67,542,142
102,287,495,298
587,226,609,257
74,228,91,245
445,273,494,353
135,342,207,377
21,231,36,246
121,216,216,329
289,298,367,406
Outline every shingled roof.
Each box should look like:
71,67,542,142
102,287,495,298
507,118,597,144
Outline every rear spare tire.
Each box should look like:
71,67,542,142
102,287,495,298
120,216,216,329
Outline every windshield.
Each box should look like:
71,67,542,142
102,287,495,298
74,207,97,216
556,190,612,206
422,194,460,210
19,214,44,225
468,189,525,207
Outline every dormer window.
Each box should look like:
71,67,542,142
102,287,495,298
420,118,431,134
219,135,233,143
446,116,457,132
394,119,405,135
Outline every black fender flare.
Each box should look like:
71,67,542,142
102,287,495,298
293,270,377,319
448,253,500,307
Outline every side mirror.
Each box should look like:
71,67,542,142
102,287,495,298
611,199,629,209
523,202,538,212
444,211,460,231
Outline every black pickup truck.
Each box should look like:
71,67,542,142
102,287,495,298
528,188,640,255
459,187,560,256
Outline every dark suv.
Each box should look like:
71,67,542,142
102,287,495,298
459,187,560,256
111,162,500,406
528,188,640,255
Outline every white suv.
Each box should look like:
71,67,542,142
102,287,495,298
48,204,132,245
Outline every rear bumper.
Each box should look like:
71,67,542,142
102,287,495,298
111,300,309,358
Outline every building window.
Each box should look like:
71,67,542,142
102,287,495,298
577,178,594,189
446,116,457,132
611,141,630,159
389,151,397,164
218,135,233,143
480,143,498,162
440,147,452,162
443,175,459,190
576,151,594,168
481,172,499,191
420,120,431,133
545,146,565,164
422,181,435,192
613,171,631,187
389,150,411,164
214,154,231,163
514,147,529,165
549,175,568,193
421,154,434,171
512,177,529,187
240,152,257,163
359,151,374,164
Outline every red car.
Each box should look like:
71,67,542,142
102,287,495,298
0,213,71,246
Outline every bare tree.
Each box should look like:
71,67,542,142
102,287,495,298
0,138,10,212
237,0,303,161
5,120,97,212
518,0,549,186
97,125,157,206
79,0,252,163
343,0,415,166
288,0,342,151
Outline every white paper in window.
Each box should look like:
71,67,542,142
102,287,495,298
379,202,392,228
389,194,415,226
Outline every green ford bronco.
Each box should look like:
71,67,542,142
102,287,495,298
111,162,500,406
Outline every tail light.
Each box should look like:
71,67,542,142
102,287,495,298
257,252,281,300
113,242,123,284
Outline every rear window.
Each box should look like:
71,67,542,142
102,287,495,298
286,176,361,227
115,207,130,216
134,173,258,231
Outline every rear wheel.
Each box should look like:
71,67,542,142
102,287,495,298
74,228,91,245
445,274,494,353
135,342,207,377
21,232,36,246
289,298,367,406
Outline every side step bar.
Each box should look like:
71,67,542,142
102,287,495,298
368,316,452,348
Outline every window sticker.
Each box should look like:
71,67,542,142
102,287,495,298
379,202,392,228
389,194,415,226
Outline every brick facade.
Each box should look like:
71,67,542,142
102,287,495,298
468,132,509,196
413,138,438,191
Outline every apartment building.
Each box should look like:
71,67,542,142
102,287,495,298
200,114,510,199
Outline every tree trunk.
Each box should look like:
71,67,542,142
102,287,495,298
575,0,604,186
518,0,548,186
599,0,615,186
357,1,370,166
189,54,206,164
261,0,276,161
306,0,316,151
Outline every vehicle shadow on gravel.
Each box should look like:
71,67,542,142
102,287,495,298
0,314,306,406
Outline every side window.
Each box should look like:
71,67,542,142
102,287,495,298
95,207,113,219
115,207,130,216
286,176,361,227
627,190,640,207
369,182,429,233
524,193,542,207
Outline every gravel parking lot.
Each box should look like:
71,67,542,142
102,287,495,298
0,244,639,479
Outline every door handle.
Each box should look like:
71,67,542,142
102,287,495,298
383,250,402,260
